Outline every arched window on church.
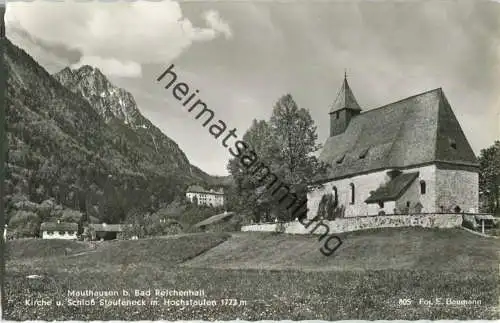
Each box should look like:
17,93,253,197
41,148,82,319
420,180,426,195
332,186,338,206
350,183,355,204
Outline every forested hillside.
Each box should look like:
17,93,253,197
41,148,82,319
3,39,228,236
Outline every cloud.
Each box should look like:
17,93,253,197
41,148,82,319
72,56,142,78
203,10,233,39
8,23,82,64
5,1,232,77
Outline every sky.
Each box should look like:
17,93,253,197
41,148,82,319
5,0,500,176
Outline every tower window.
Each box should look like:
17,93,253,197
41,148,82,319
420,180,426,195
335,111,339,119
449,138,457,149
359,147,369,159
350,183,355,204
332,186,338,206
336,154,345,164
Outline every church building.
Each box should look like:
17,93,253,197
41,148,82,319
307,75,479,218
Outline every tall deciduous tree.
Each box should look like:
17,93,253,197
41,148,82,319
270,94,323,184
227,94,327,222
227,119,278,221
478,140,500,216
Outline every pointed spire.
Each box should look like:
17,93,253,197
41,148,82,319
329,72,362,114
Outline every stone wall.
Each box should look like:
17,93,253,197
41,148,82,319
241,213,463,235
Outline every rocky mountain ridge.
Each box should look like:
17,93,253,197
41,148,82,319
53,64,192,175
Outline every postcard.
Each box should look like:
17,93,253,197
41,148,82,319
1,0,499,321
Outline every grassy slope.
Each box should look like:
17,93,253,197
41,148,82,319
184,227,499,272
5,239,91,260
4,228,500,321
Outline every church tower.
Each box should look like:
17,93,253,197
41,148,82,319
329,73,362,137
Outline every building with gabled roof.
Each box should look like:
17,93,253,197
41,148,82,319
307,74,479,217
41,221,78,240
87,223,132,240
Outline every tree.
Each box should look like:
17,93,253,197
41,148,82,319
8,210,40,238
226,119,279,221
478,141,500,216
270,94,324,184
99,177,126,224
60,209,83,223
227,94,327,222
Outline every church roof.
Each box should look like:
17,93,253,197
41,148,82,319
318,88,478,182
365,172,420,203
329,77,362,113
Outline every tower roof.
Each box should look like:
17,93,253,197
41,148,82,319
329,75,362,113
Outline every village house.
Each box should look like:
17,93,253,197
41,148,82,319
40,221,78,240
307,75,479,218
186,185,225,207
88,223,131,241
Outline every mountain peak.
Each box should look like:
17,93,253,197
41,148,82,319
74,65,106,79
58,66,74,76
54,65,140,125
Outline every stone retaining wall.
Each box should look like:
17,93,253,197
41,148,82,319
241,213,463,235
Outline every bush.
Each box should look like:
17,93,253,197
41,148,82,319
37,199,56,221
317,194,343,220
87,215,100,224
161,221,183,235
60,209,83,223
120,223,142,239
275,221,286,233
8,210,41,238
462,215,477,230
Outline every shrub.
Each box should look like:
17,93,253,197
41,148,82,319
161,221,183,235
60,209,83,223
8,210,41,238
121,223,142,239
462,215,477,230
318,194,345,220
275,221,286,233
334,204,346,219
317,193,337,220
37,199,56,221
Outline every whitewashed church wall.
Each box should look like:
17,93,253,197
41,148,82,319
395,165,437,213
307,165,438,218
435,168,479,213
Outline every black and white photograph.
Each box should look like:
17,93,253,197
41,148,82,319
0,0,499,321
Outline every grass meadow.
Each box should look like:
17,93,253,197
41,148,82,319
4,228,500,320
